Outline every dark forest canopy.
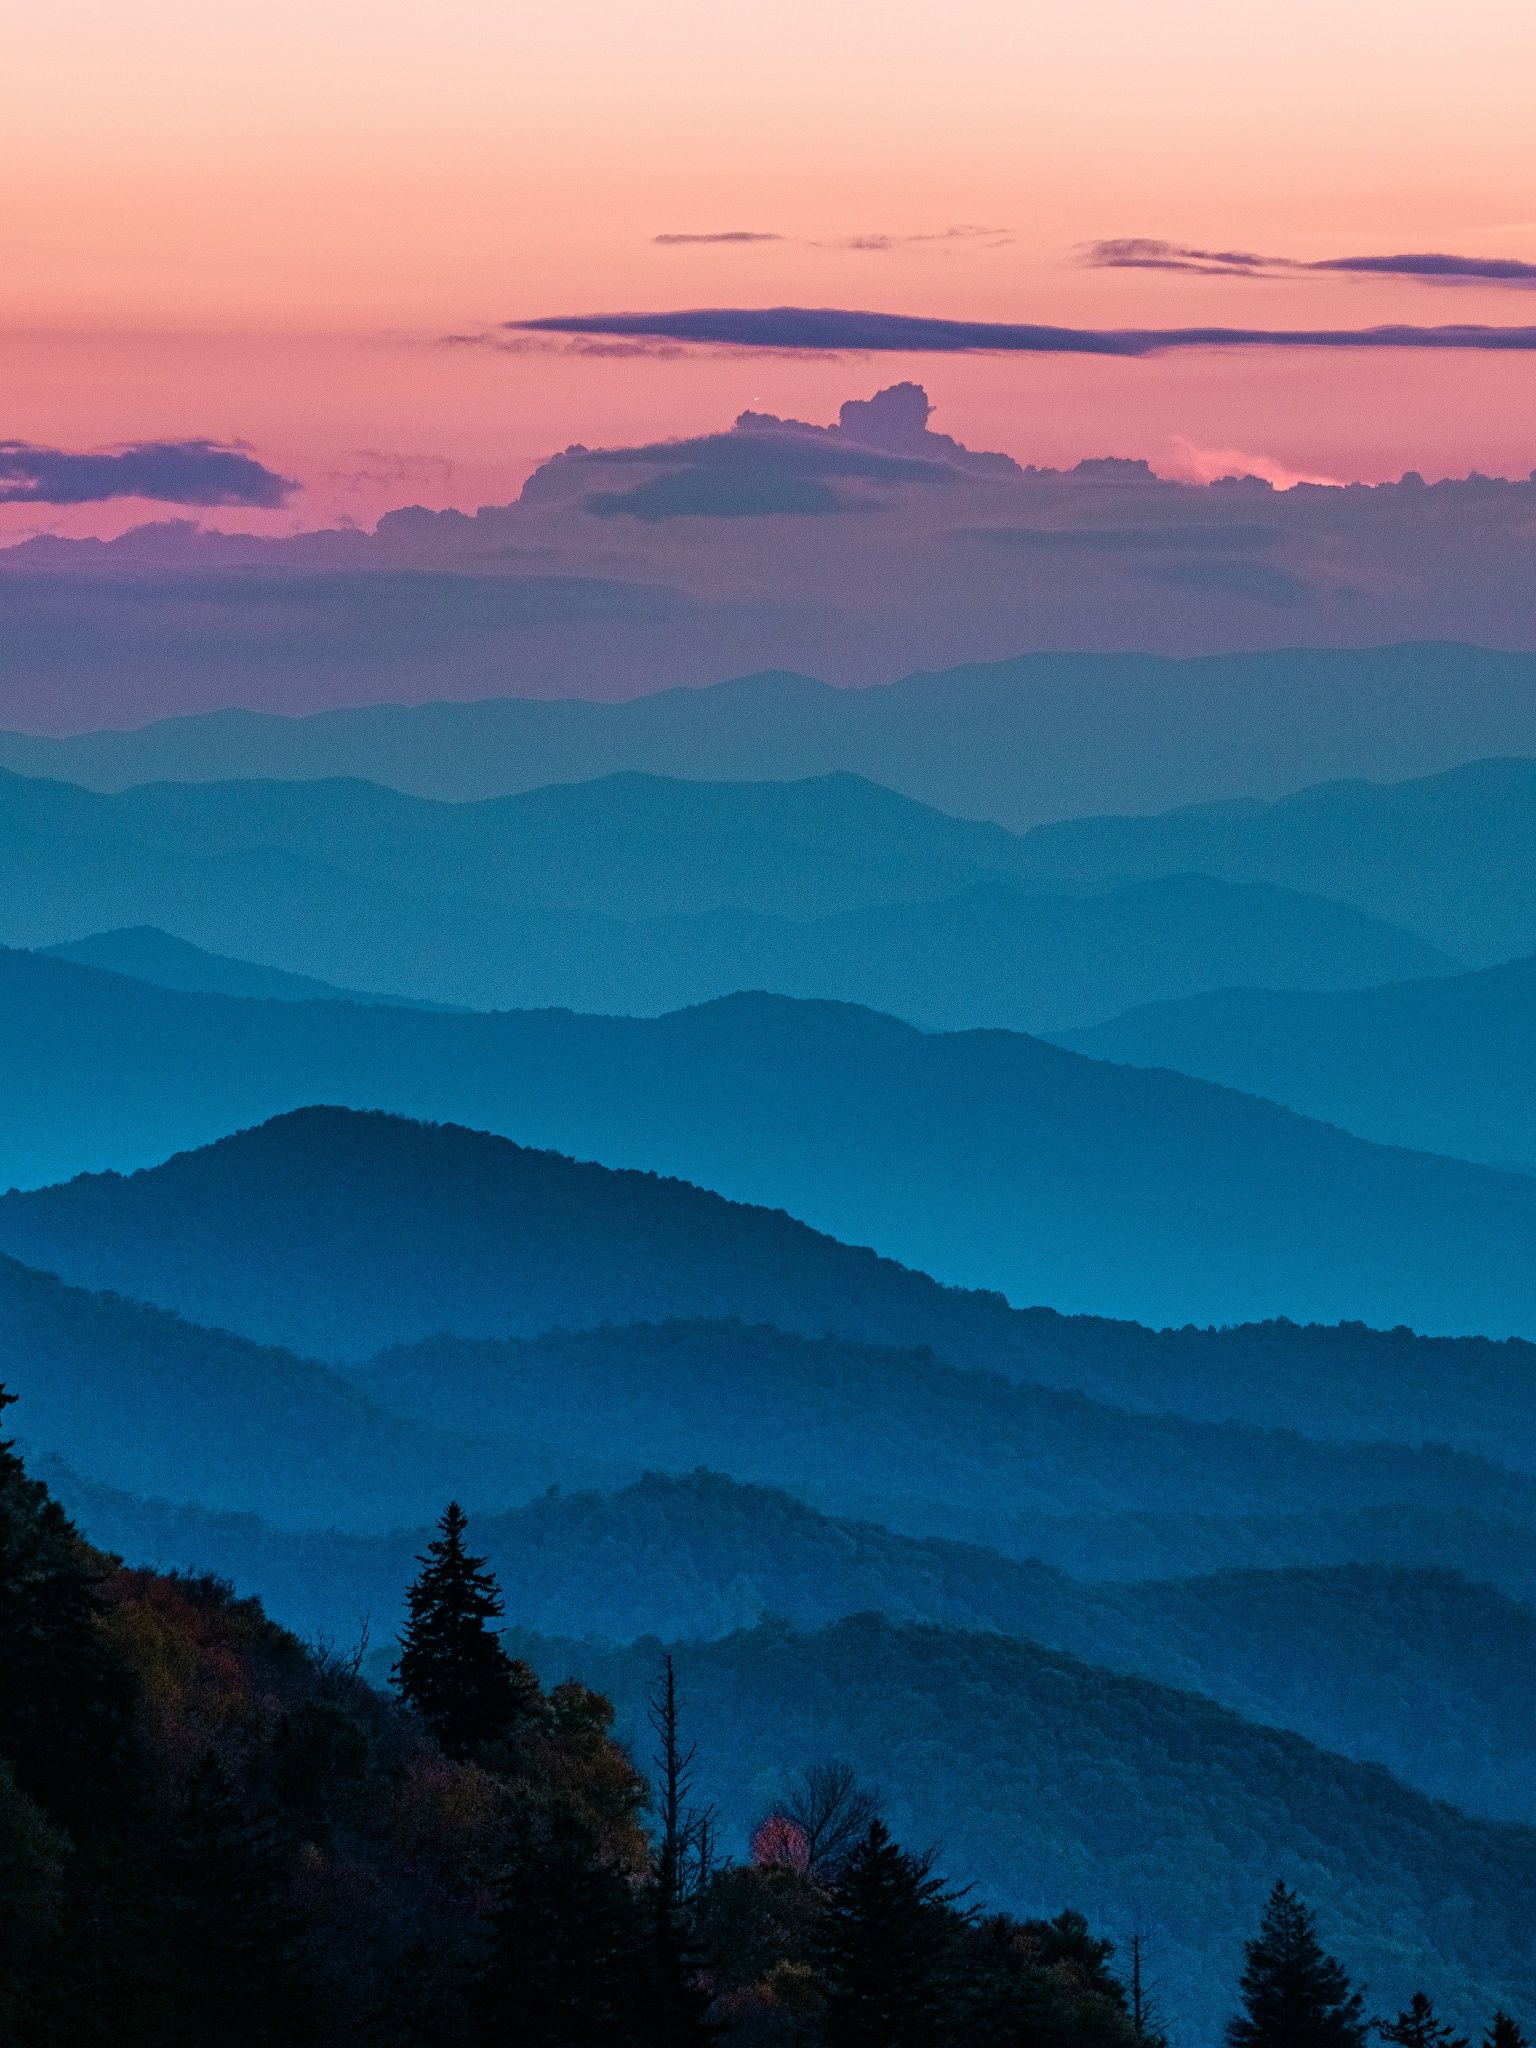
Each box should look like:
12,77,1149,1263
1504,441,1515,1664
4,1407,1533,2048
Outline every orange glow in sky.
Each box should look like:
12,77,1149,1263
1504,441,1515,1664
4,0,1536,532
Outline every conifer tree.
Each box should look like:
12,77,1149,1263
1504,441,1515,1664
0,1385,137,1836
1227,1883,1368,2048
1485,2015,1531,2048
393,1502,537,1760
478,1806,647,2048
1381,1994,1470,2048
812,1818,961,2048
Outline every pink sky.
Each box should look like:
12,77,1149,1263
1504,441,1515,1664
4,0,1536,536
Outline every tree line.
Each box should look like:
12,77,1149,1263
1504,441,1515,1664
1,1391,1529,2047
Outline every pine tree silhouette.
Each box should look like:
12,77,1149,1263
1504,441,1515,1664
1228,1883,1368,2048
478,1806,648,2048
1485,2015,1531,2048
813,1818,960,2048
393,1501,538,1759
1381,1994,1471,2048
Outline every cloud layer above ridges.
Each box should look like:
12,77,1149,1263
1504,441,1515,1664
1083,239,1536,286
510,306,1536,355
0,440,298,508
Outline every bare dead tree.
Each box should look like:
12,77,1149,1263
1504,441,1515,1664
782,1759,882,1880
1129,1931,1171,2047
308,1615,374,1702
647,1653,717,1904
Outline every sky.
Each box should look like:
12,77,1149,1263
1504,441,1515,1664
4,0,1536,542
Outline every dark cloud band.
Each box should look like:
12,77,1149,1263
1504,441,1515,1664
0,439,297,508
512,306,1536,356
1083,239,1536,286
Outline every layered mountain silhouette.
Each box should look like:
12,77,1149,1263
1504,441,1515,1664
0,766,1450,1025
47,1460,1536,1826
17,1197,1536,1573
4,642,1535,828
1013,754,1536,964
352,1317,1536,1515
4,974,1536,1336
9,1105,1536,1474
964,1501,1536,1607
1061,951,1536,1173
1,766,1028,920
42,924,433,1007
0,1251,605,1524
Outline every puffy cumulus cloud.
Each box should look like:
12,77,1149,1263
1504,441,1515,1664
512,306,1536,354
10,382,1536,731
1083,239,1536,287
0,439,298,508
525,382,1023,521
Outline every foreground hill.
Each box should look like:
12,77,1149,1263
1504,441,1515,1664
56,1460,1536,1825
1061,952,1536,1174
1014,755,1536,965
5,966,1536,1337
4,642,1534,828
0,1251,604,1524
0,767,1447,1025
530,1613,1536,2040
6,1421,1533,2048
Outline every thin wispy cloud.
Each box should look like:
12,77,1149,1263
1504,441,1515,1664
833,225,1013,252
443,327,841,363
653,225,1012,252
509,306,1536,356
653,231,787,246
1083,238,1536,287
0,438,297,507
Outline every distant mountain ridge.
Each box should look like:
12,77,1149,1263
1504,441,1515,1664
0,1250,608,1525
3,970,1536,1336
1012,754,1536,964
19,1207,1536,1578
4,642,1536,828
1060,951,1536,1173
7,1092,1536,1473
0,766,1452,1026
42,925,438,1007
